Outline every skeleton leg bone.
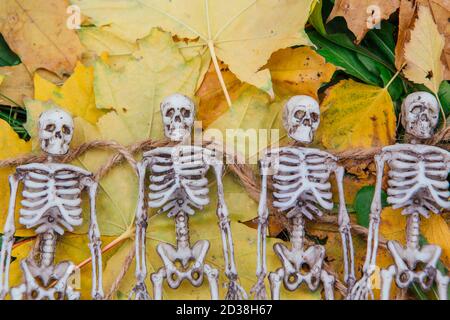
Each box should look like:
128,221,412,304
204,264,219,300
269,268,284,300
151,268,166,300
380,265,396,300
320,270,335,300
436,270,449,300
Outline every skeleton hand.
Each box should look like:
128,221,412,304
348,269,375,300
250,274,268,300
225,277,248,300
129,281,151,300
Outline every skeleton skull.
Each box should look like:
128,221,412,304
401,92,439,139
160,94,195,142
282,96,320,144
39,108,74,156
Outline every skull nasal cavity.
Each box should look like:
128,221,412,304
55,132,62,138
303,118,311,126
174,115,181,122
420,113,428,121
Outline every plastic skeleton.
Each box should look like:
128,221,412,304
350,92,450,300
251,96,355,300
131,94,246,300
0,108,103,300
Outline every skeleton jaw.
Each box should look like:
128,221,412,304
407,119,433,140
289,125,314,144
166,124,191,142
41,137,70,155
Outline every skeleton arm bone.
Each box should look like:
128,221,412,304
211,158,247,300
0,173,21,299
250,151,273,300
350,152,387,299
332,164,356,293
83,176,103,300
131,159,151,300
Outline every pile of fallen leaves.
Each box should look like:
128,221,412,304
0,0,448,300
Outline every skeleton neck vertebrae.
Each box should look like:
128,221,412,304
0,107,104,300
350,92,450,300
251,95,355,300
131,94,246,300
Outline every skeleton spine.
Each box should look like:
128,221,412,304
34,230,57,267
406,212,420,250
290,214,305,251
175,211,190,249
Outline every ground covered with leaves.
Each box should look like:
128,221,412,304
0,0,449,300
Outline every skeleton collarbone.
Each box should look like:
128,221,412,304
17,162,92,234
270,147,336,216
145,145,213,217
383,144,450,213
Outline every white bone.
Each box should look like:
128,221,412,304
252,97,355,300
350,93,450,300
131,95,245,300
0,108,102,300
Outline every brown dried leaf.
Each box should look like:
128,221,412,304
0,0,83,77
396,0,450,80
328,0,400,43
0,64,33,106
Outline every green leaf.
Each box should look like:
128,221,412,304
364,22,396,66
309,0,326,36
353,186,388,228
307,30,380,86
438,81,450,115
0,34,20,67
377,65,404,102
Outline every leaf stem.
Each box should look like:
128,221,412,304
207,40,232,107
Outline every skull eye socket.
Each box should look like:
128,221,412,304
294,110,306,120
45,124,56,132
311,112,319,122
166,108,175,117
62,125,71,135
411,105,423,114
181,107,191,118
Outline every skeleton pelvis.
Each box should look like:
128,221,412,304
273,243,324,292
12,259,76,300
156,240,209,289
387,240,440,291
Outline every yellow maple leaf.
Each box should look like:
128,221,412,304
403,5,445,93
72,0,316,104
265,47,336,99
34,62,105,125
78,26,137,57
0,0,83,77
93,29,202,142
316,79,397,152
0,119,31,236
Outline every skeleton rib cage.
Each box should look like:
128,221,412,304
144,145,215,216
382,144,450,214
269,147,336,219
16,163,92,235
